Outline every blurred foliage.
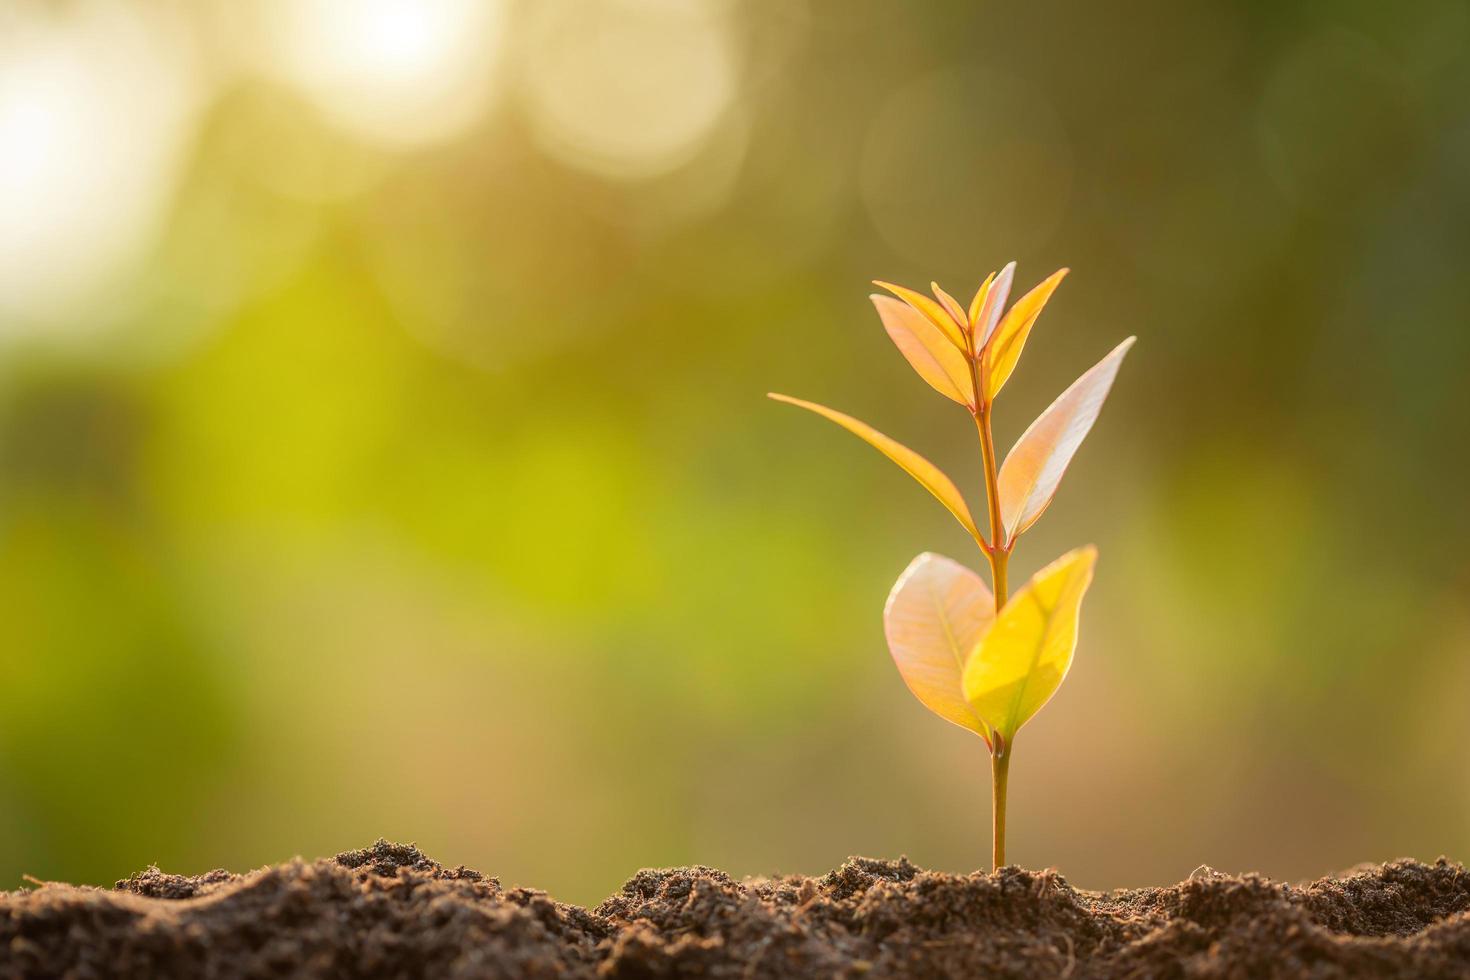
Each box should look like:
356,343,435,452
1,0,1468,904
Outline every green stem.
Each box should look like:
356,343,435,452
990,741,1010,870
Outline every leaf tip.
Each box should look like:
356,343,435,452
1052,543,1099,586
1109,335,1137,362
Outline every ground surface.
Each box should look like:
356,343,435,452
2,841,1468,978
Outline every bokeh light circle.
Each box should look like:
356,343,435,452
519,0,739,181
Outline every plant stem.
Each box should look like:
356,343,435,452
973,407,1008,610
974,400,1011,871
990,741,1010,870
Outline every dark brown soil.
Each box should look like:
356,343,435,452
3,841,1468,979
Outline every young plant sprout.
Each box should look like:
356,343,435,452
770,263,1133,869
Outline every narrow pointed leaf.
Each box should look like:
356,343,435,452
767,393,981,541
884,553,995,744
973,261,1016,351
984,267,1068,400
873,280,966,350
966,271,996,343
997,337,1134,544
870,296,974,406
962,546,1096,742
930,282,969,336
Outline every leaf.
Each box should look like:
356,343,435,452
972,261,1015,352
984,267,1069,400
962,546,1096,743
884,553,995,744
767,393,982,541
930,282,969,336
870,295,974,406
873,280,966,350
996,337,1134,544
966,271,996,332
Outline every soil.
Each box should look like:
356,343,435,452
2,840,1468,979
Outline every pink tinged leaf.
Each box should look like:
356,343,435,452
872,280,967,350
930,282,969,336
984,267,1069,401
870,295,975,407
767,393,983,542
973,261,1016,352
884,552,996,744
996,337,1135,545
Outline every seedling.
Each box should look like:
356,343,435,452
770,263,1132,869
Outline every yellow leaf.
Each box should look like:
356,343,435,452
873,280,967,351
966,271,996,345
767,393,982,542
962,546,1096,743
983,267,1068,400
930,282,969,336
997,338,1134,544
871,295,975,407
971,261,1015,352
884,553,995,744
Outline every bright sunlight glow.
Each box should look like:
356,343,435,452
0,3,201,332
261,0,504,149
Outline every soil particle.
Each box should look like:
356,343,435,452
2,840,1467,978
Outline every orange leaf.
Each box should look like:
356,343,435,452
871,295,975,407
873,280,967,350
930,282,969,336
996,338,1134,544
884,553,995,744
767,393,982,542
983,267,1068,400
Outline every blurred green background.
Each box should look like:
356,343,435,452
2,0,1468,906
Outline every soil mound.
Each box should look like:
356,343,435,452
3,840,1467,978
